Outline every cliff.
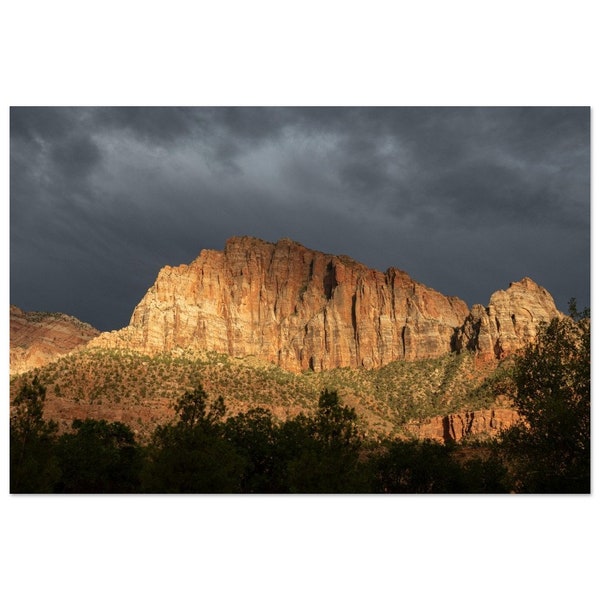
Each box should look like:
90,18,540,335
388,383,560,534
405,408,521,443
89,236,562,372
454,277,562,359
89,237,471,371
10,305,100,376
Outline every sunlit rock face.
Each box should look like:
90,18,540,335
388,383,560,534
89,237,561,372
454,277,562,360
404,408,522,443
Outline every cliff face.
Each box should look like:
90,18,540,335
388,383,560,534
90,237,470,371
89,237,562,372
10,305,100,376
405,408,521,443
454,277,562,360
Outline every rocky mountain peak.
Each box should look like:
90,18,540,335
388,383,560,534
86,237,563,372
454,276,562,359
89,237,472,371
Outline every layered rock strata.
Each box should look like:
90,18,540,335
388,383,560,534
10,305,100,376
89,237,562,372
90,237,470,371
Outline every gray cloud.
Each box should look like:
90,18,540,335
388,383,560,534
10,107,590,331
50,134,102,180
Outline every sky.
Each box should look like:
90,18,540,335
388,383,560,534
10,106,590,331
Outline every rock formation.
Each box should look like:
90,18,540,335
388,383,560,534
10,305,100,376
89,236,563,372
90,237,471,371
405,408,521,443
454,277,562,360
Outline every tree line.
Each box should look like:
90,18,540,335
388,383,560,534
10,304,589,494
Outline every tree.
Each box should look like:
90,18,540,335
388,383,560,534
284,390,367,493
10,376,59,492
313,389,361,451
174,384,225,429
224,408,285,492
371,440,465,493
55,419,142,493
142,384,244,492
501,303,590,492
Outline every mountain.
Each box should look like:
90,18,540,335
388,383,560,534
10,237,564,443
89,236,561,372
454,277,562,359
10,305,100,376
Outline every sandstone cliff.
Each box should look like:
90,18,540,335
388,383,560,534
90,237,471,371
89,237,562,372
404,408,521,443
454,277,562,359
10,305,100,376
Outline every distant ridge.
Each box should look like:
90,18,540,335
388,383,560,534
10,305,100,375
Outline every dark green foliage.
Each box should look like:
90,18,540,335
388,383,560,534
368,437,511,493
10,376,55,443
142,384,244,492
8,380,514,493
283,390,368,493
500,305,590,493
142,423,244,493
55,419,142,493
10,377,59,493
313,389,360,451
11,309,589,495
224,408,286,492
456,451,511,493
370,440,464,493
173,384,223,428
142,388,369,493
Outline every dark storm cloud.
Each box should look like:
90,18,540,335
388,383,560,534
94,107,199,143
93,106,292,152
10,106,75,143
423,162,565,226
50,134,102,180
10,107,590,331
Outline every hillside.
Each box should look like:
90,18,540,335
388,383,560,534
10,305,100,376
10,237,563,444
9,346,519,442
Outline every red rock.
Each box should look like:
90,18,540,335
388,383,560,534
455,277,562,359
90,238,563,371
90,237,471,371
404,408,522,443
10,305,100,375
14,239,563,376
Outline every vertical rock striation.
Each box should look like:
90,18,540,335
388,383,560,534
89,237,563,372
453,277,562,360
90,237,470,371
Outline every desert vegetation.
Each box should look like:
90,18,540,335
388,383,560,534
9,346,506,441
10,306,590,494
9,381,509,493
